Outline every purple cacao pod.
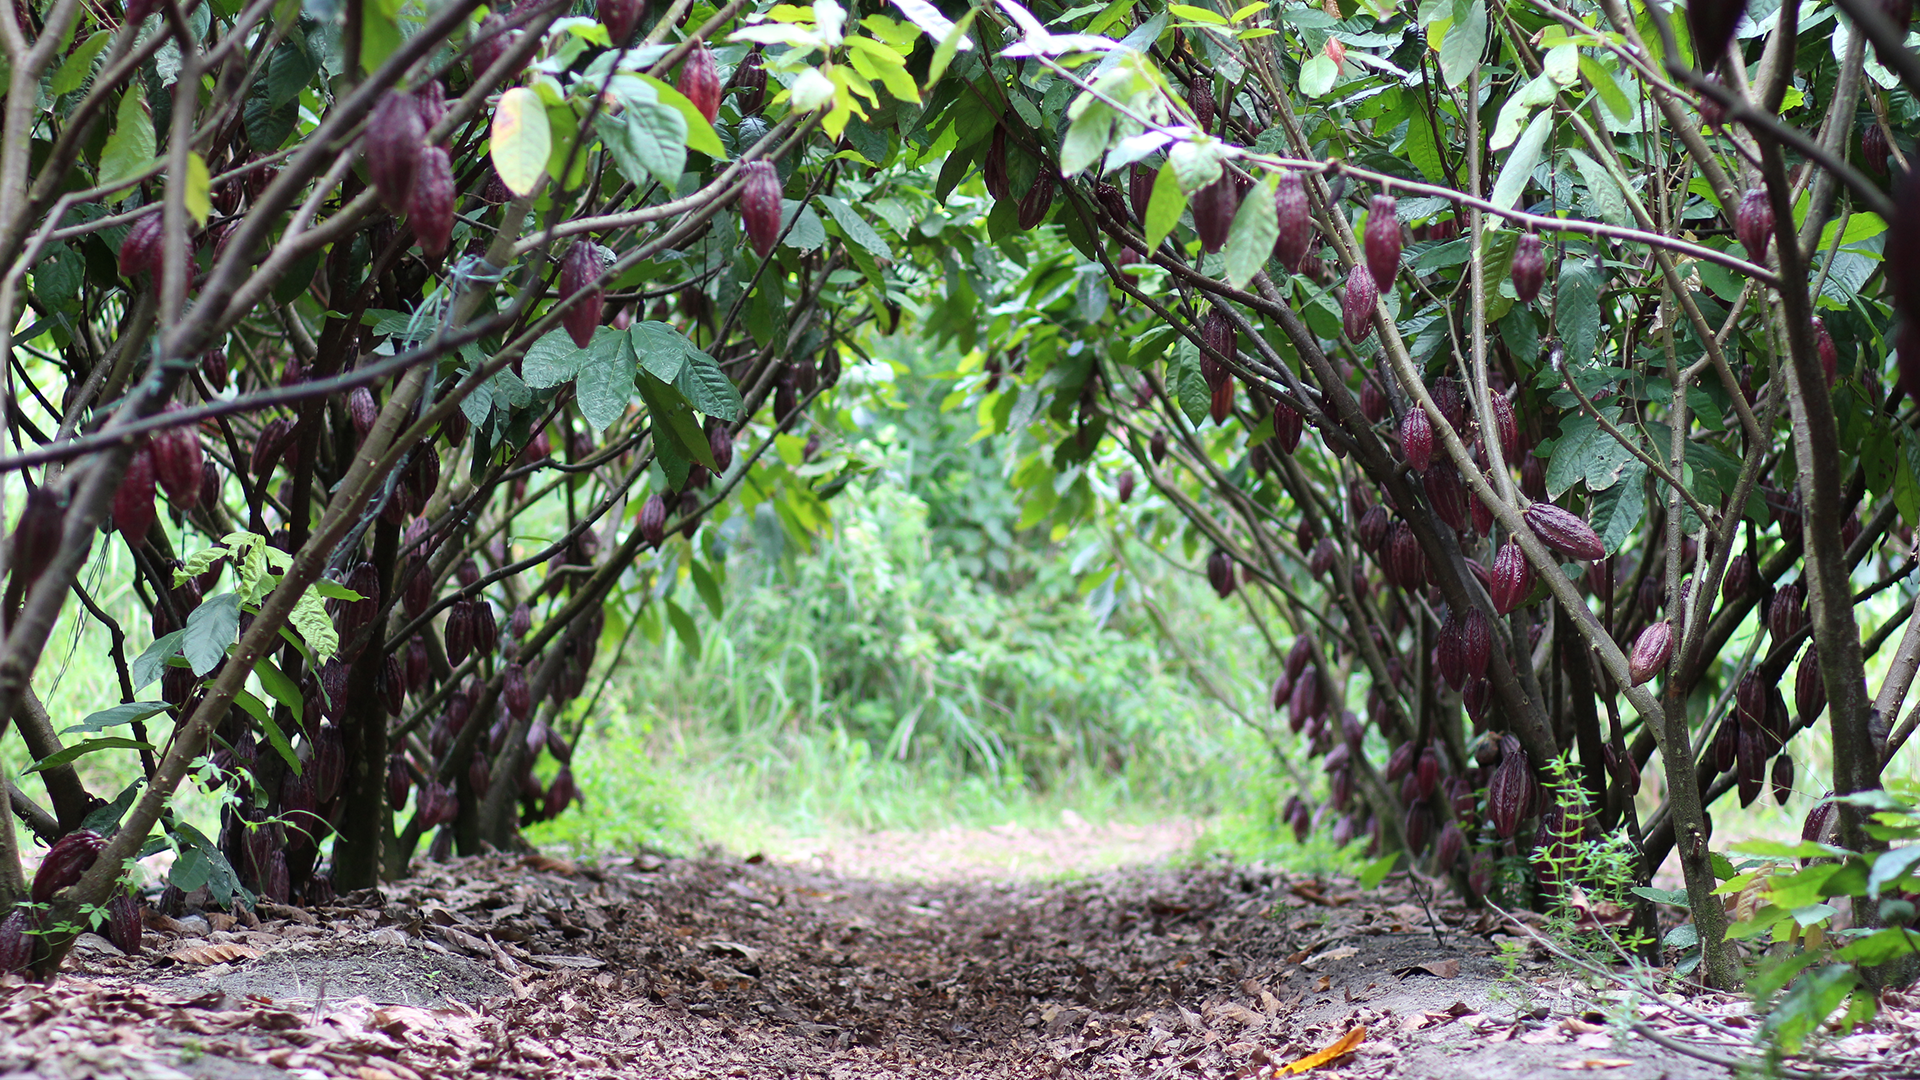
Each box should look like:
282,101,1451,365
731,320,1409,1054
739,161,783,258
1511,233,1545,303
1364,194,1400,290
559,241,608,350
1341,263,1376,342
363,89,426,214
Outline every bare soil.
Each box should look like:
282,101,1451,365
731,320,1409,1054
3,827,1915,1079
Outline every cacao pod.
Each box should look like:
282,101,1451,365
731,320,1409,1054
1803,798,1837,847
470,15,522,77
503,662,531,720
510,602,533,640
1273,171,1312,271
1286,634,1314,681
1116,470,1136,503
348,387,378,439
1360,376,1388,423
1270,671,1291,712
1796,644,1827,723
1511,233,1545,303
1628,620,1673,685
1363,194,1400,290
468,748,491,797
732,48,767,115
388,755,412,809
408,144,455,258
1424,459,1469,532
1357,504,1389,552
1520,453,1548,501
1191,176,1236,253
1403,802,1431,854
1387,520,1425,590
1272,401,1303,453
1460,607,1490,682
1399,405,1433,473
200,347,229,390
1341,263,1376,342
1685,0,1744,72
1772,753,1795,806
1722,552,1755,600
639,492,667,548
1698,75,1728,128
1189,76,1215,132
1769,581,1806,642
1436,611,1467,690
598,0,645,46
1309,538,1336,577
1129,162,1154,226
1016,168,1056,230
678,45,721,122
471,599,499,655
1487,741,1529,838
1490,392,1521,463
1812,316,1838,386
545,766,579,819
0,910,28,973
740,161,783,258
1736,719,1765,808
117,211,164,278
1435,821,1466,874
1415,745,1440,801
1290,665,1324,725
1206,548,1235,599
1734,187,1774,258
114,446,158,546
12,484,65,592
1524,502,1605,561
153,411,203,508
363,89,426,213
31,829,104,905
559,241,608,350
1865,122,1891,175
1386,740,1415,782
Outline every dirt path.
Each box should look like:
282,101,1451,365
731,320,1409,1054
745,811,1204,882
3,832,1902,1079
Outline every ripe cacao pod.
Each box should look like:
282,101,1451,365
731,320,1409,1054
1435,821,1466,874
1129,162,1154,226
1463,677,1491,725
1116,470,1135,503
639,492,667,548
31,829,104,905
0,910,28,973
1189,76,1215,133
1488,740,1529,838
739,161,783,258
1309,538,1336,577
1424,459,1469,532
1399,405,1433,472
1520,453,1548,501
1811,317,1838,386
117,211,165,278
1191,176,1236,253
445,599,474,666
1270,671,1292,712
364,89,426,214
1769,581,1806,641
1490,392,1521,463
1360,376,1388,423
1272,401,1303,453
1865,122,1891,175
1736,670,1767,726
1686,0,1744,71
408,144,455,258
1415,745,1441,801
503,661,531,720
598,0,645,46
1016,169,1056,229
1206,548,1235,599
200,347,229,390
470,15,522,77
1387,520,1426,590
388,755,412,809
468,748,492,797
732,48,767,115
1364,194,1400,290
1286,635,1314,681
153,410,203,508
1772,753,1795,806
1357,504,1389,552
1629,620,1673,685
1524,501,1605,561
559,241,608,350
1386,742,1415,784
1734,187,1774,258
1150,430,1168,464
1290,665,1325,725
1722,552,1755,600
1511,232,1545,303
1737,719,1765,808
471,600,499,654
1341,263,1376,342
1460,607,1490,682
1797,645,1827,722
983,127,1011,203
679,45,721,123
114,446,158,546
12,484,64,592
1273,171,1312,271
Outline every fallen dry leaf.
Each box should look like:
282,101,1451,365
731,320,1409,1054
165,941,259,965
1278,1026,1365,1074
1553,1059,1634,1070
1392,958,1460,979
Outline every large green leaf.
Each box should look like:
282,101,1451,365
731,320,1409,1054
99,85,156,198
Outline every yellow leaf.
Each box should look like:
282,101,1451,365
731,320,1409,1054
183,152,211,227
1279,1026,1365,1074
491,86,551,197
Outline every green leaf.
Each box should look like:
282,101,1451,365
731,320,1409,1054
1144,162,1186,251
631,74,727,158
1059,99,1113,178
1173,336,1208,427
131,630,185,690
1567,148,1630,227
1868,845,1920,899
1222,177,1278,288
690,559,724,617
62,701,171,735
1489,107,1551,212
1358,852,1399,889
492,87,552,197
183,153,211,228
1298,53,1337,97
1586,464,1645,555
253,657,303,730
524,329,586,388
621,99,690,187
265,41,319,109
99,84,156,198
182,593,241,677
678,347,745,421
28,737,154,774
51,31,110,96
1556,262,1602,365
665,597,702,658
1438,0,1486,88
576,331,636,433
818,194,896,261
1630,886,1689,907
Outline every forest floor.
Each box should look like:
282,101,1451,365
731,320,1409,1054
4,821,1918,1079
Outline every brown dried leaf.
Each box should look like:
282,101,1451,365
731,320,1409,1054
165,941,259,965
